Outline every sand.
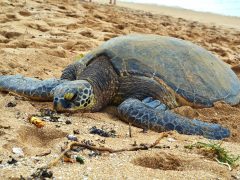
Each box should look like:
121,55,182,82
0,0,240,179
117,1,240,29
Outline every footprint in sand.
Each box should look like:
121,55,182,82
3,126,67,156
132,152,231,178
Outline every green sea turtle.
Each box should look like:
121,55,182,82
1,34,239,140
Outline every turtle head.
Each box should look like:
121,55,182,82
52,80,96,112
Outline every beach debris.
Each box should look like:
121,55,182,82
63,154,85,164
36,150,51,157
39,108,60,122
12,147,24,157
40,108,55,117
82,139,96,146
7,157,18,165
6,101,17,107
88,150,101,158
89,126,116,137
185,141,240,170
67,134,78,141
28,116,45,128
63,156,75,163
73,129,80,134
40,170,53,178
31,168,53,179
167,137,176,142
31,132,168,176
95,138,106,144
28,108,61,127
71,145,84,152
76,156,84,164
65,119,72,124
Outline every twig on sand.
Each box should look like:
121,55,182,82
129,123,132,138
215,158,232,171
31,132,168,178
49,132,168,167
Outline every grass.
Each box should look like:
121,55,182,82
185,141,240,170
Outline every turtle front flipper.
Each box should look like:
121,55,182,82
0,75,65,101
118,98,230,140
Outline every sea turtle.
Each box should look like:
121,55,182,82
1,34,239,140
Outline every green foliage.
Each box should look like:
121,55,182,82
185,141,240,169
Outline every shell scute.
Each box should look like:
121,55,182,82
79,34,240,106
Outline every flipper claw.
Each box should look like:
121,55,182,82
142,97,168,111
142,97,153,104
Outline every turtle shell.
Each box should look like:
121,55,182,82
79,34,240,106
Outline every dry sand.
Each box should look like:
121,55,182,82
117,1,240,29
0,0,240,179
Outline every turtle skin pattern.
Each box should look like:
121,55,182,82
0,75,65,100
118,98,230,140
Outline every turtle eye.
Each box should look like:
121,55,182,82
64,92,77,101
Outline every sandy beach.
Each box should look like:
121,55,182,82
0,0,240,179
117,1,240,29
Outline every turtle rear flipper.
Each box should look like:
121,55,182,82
118,98,230,140
0,75,65,101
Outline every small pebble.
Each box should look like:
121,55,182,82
65,120,72,124
41,169,53,178
40,108,55,116
67,134,78,141
167,137,176,142
6,101,17,107
72,146,84,152
7,157,18,164
89,126,116,137
73,129,80,134
12,147,24,157
88,151,101,157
